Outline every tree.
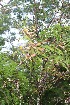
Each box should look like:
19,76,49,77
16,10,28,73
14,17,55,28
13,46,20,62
17,24,70,105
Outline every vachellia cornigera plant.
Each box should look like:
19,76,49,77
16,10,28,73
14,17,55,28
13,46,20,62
13,24,70,105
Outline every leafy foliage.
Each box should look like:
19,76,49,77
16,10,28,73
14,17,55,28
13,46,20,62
13,24,70,104
0,53,29,104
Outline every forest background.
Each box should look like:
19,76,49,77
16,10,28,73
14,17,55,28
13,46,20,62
0,0,70,105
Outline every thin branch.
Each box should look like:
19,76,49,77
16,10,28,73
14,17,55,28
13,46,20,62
0,3,3,7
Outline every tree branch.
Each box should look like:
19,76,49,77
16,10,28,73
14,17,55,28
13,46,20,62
0,3,3,7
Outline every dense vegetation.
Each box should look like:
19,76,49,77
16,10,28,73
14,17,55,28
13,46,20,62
0,0,70,105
